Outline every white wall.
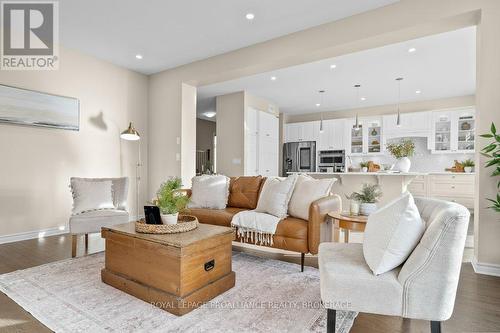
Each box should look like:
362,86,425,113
181,83,197,187
215,92,245,176
0,47,148,239
147,0,500,270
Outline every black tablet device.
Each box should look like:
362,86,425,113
144,206,162,225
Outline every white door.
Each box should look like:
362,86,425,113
244,107,259,175
258,111,279,176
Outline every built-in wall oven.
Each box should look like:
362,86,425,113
318,150,345,172
283,141,316,175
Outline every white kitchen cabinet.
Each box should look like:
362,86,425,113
318,119,345,151
244,108,279,177
285,122,319,143
383,111,431,135
345,116,383,156
285,123,300,142
428,174,475,209
407,173,475,210
430,108,475,154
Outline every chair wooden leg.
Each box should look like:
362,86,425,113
85,233,89,250
301,253,305,272
327,309,336,333
430,321,441,333
71,235,77,258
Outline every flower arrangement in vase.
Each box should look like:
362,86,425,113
386,139,415,172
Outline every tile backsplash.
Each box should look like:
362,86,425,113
349,137,474,173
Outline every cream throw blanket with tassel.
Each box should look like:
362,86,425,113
231,211,281,246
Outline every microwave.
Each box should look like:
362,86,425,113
318,150,345,165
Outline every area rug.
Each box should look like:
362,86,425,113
0,252,357,332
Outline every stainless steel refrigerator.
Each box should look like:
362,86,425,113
282,141,316,175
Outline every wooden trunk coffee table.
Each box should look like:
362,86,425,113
101,222,235,316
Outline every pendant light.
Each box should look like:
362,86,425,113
318,90,325,133
396,77,404,127
354,84,361,130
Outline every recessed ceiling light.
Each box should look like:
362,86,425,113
330,64,337,69
360,97,366,101
135,54,143,59
316,103,321,107
204,111,216,118
245,13,255,20
415,90,421,94
408,47,416,53
270,76,277,81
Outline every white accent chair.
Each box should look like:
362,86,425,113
319,197,470,333
69,177,129,257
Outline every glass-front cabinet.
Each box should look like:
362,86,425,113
457,114,475,152
434,114,452,152
350,125,363,154
346,116,383,156
367,123,382,154
431,108,475,153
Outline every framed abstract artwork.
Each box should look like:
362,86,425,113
0,84,79,131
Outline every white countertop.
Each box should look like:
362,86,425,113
289,171,475,176
289,171,428,176
425,172,475,175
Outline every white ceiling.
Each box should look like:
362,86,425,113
197,27,476,119
59,0,399,74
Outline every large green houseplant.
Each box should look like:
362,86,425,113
153,177,190,224
480,122,500,212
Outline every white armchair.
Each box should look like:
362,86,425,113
69,177,129,257
319,197,470,333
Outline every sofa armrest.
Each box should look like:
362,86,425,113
308,194,342,254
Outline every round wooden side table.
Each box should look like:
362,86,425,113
327,212,368,243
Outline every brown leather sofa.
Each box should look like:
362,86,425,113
185,176,341,271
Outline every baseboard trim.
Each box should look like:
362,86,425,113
0,226,69,245
0,214,145,245
471,256,500,277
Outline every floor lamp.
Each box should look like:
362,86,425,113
120,122,141,219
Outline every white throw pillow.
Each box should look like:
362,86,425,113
363,192,425,275
188,175,230,209
255,175,298,219
70,179,115,215
288,174,336,220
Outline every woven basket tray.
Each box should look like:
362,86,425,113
135,215,198,234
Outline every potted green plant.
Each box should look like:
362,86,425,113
461,159,475,173
346,184,382,216
480,122,500,212
153,177,190,225
360,161,369,173
386,139,415,172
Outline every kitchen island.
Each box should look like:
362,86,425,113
290,171,428,207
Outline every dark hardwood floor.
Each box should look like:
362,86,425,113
0,233,499,333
